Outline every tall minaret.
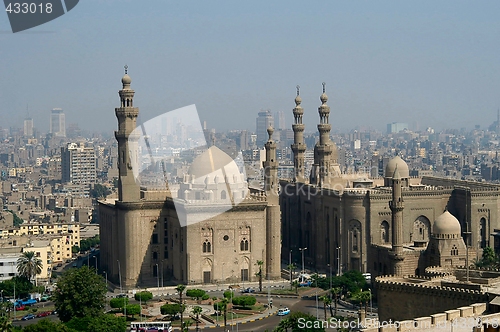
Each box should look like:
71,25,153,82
263,126,281,279
389,166,405,276
115,65,140,202
311,83,333,187
291,86,306,182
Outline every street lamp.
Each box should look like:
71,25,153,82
117,260,122,294
229,286,234,332
92,256,97,274
327,263,332,292
369,288,372,315
289,250,293,289
155,264,159,289
299,248,307,279
336,247,341,276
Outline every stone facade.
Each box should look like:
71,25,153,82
99,71,281,289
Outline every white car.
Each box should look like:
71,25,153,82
278,307,290,316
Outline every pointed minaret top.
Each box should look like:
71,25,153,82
320,82,328,104
295,85,302,106
121,65,132,88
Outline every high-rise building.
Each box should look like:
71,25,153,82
274,111,286,130
50,108,66,137
23,117,33,137
61,142,96,184
387,122,408,134
256,110,273,146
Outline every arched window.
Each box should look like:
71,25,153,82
221,191,227,200
203,240,211,253
381,221,389,243
240,238,249,251
451,245,458,256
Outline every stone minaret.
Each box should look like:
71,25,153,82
263,126,281,279
291,86,306,182
389,166,405,276
115,66,140,202
310,83,333,187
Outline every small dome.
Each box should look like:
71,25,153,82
385,156,409,178
320,93,328,104
432,211,461,235
295,95,302,106
121,74,132,85
267,126,274,140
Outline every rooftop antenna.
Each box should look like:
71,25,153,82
124,64,128,74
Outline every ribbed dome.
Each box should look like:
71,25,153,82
432,211,461,235
188,146,235,179
385,156,409,178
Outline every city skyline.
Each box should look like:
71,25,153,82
0,1,500,134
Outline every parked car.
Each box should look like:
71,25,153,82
40,295,50,302
240,287,255,293
37,311,51,318
15,305,25,311
278,307,290,316
21,313,36,320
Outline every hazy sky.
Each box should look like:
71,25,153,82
1,1,499,134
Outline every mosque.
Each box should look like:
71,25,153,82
281,84,500,278
99,70,281,289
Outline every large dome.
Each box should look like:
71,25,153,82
432,211,461,236
188,146,236,179
385,156,409,178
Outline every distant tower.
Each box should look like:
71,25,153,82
497,109,500,135
389,166,405,276
263,126,281,279
274,111,286,130
115,66,140,202
291,86,306,182
50,108,66,137
23,118,34,137
310,83,335,187
256,110,274,146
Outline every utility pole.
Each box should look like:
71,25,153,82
299,247,307,278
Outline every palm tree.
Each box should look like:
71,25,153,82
331,287,342,316
292,280,299,294
0,316,13,332
16,251,42,284
319,295,331,319
256,260,264,292
176,284,186,327
220,298,229,327
287,263,296,290
355,291,371,313
192,305,202,332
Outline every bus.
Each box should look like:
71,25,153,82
130,321,172,332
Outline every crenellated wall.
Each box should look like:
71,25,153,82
376,276,489,321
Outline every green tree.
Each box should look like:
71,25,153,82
0,276,33,298
182,320,193,332
330,287,342,316
124,304,141,318
291,280,299,294
71,246,80,254
354,290,371,313
0,316,13,332
23,319,73,332
176,284,187,327
256,260,264,292
53,266,107,322
482,246,497,267
213,299,229,326
160,303,182,318
186,289,206,303
232,295,256,309
192,305,202,332
6,210,23,227
223,290,234,299
319,295,331,319
287,263,296,290
134,291,153,303
273,311,325,332
90,184,111,199
109,297,129,309
87,315,126,332
16,251,43,283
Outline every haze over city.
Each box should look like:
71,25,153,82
1,1,500,133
